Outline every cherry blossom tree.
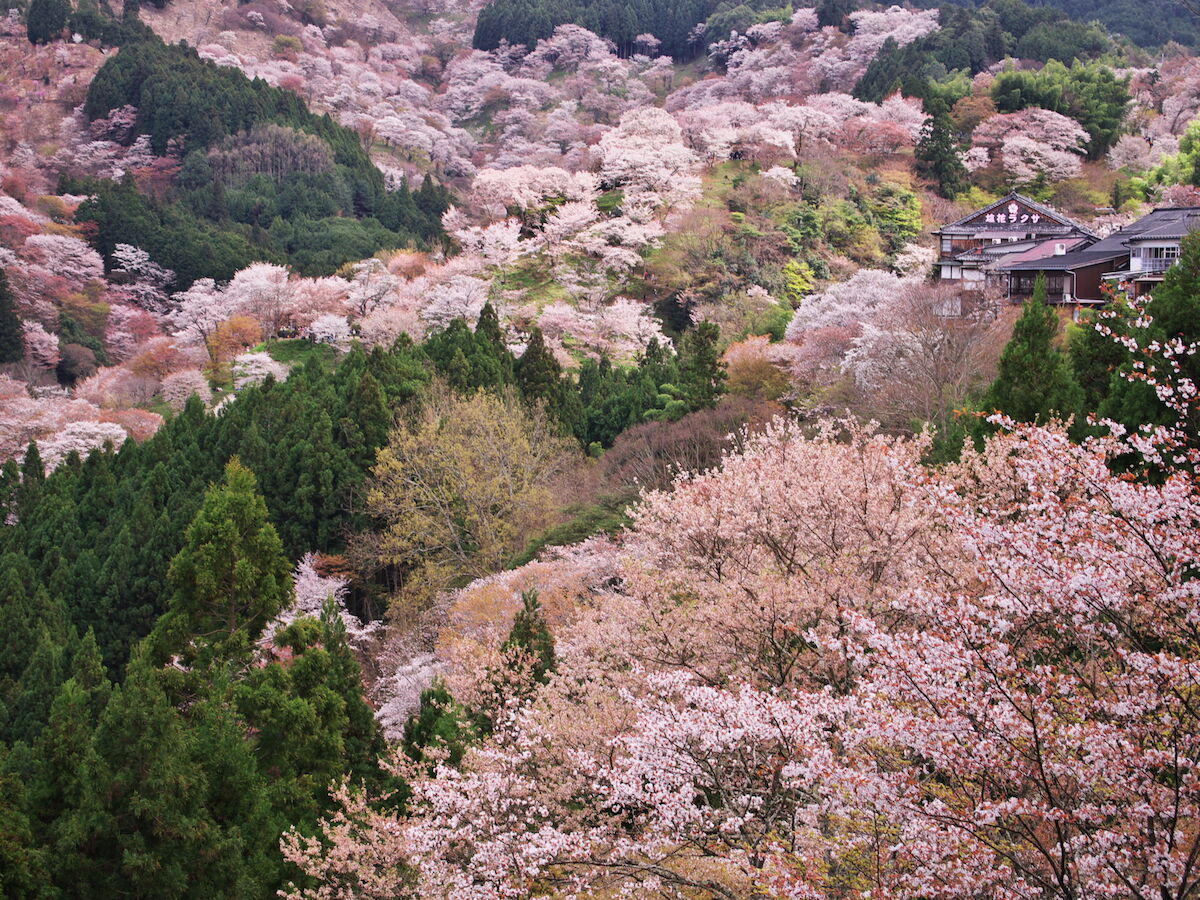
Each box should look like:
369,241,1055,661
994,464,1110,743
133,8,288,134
540,200,600,254
346,258,400,319
846,6,940,61
1001,134,1085,184
1106,134,1163,171
75,365,157,409
168,278,235,363
21,233,103,289
104,303,161,363
232,351,290,389
280,778,410,900
264,552,380,653
22,318,59,369
521,25,616,76
786,268,918,337
841,116,913,155
972,108,1090,185
222,262,294,336
892,242,937,277
359,301,424,348
419,275,490,332
0,375,101,462
159,369,212,411
35,420,127,470
841,284,1003,427
450,218,528,266
307,313,353,346
598,107,702,208
468,165,598,219
110,243,175,314
98,407,164,443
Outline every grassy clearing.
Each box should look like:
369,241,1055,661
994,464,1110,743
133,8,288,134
257,338,339,370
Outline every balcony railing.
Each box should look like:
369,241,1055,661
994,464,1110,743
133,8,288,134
1134,258,1176,274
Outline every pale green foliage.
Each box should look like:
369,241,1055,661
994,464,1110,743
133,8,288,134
364,387,576,607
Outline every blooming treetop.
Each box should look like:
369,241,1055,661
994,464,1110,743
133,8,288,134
598,107,702,208
111,243,176,314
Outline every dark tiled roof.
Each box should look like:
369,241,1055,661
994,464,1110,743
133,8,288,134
1121,208,1200,241
937,190,1098,237
939,223,1079,235
1000,246,1129,272
999,206,1200,271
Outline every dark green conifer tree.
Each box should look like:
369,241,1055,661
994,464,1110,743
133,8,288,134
7,625,69,745
501,589,555,684
403,679,475,770
61,656,228,898
17,443,44,519
235,420,270,479
67,629,110,719
29,676,106,895
983,273,1083,423
150,458,292,663
0,554,45,702
26,0,71,44
0,270,22,364
515,326,562,406
233,606,384,827
182,687,277,896
341,370,391,469
476,301,505,350
445,345,472,392
817,0,856,28
1068,304,1129,414
0,745,52,900
677,321,726,410
915,113,968,199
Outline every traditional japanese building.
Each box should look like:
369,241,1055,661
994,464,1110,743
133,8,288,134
998,206,1200,303
934,191,1097,285
997,231,1129,305
1117,206,1200,294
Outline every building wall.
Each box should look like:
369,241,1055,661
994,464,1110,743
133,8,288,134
1128,242,1180,273
1071,258,1126,301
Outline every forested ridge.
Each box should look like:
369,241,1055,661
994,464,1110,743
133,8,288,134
947,0,1200,50
474,0,728,57
75,32,450,284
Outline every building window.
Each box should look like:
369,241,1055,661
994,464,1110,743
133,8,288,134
1012,274,1065,296
1140,246,1180,259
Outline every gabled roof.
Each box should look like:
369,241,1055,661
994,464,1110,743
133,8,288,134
942,236,1059,263
1120,207,1200,242
936,190,1098,238
999,245,1130,272
994,237,1092,269
998,205,1200,271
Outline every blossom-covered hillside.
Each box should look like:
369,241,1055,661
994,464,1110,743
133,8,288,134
3,0,1200,896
